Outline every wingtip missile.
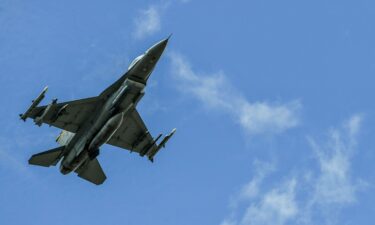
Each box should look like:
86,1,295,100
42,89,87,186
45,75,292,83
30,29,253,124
20,86,48,121
159,128,176,147
147,128,177,162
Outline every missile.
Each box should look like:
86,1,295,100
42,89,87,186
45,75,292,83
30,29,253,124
158,128,176,148
19,86,48,121
148,128,176,162
34,98,57,126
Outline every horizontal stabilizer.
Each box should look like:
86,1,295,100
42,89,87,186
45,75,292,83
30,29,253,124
76,158,106,185
29,146,65,167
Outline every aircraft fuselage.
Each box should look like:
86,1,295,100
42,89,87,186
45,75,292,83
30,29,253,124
59,39,168,174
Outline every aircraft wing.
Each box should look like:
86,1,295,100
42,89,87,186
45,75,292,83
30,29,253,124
26,97,103,133
106,109,159,157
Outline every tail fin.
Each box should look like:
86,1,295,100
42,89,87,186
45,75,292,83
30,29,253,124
28,146,65,167
76,158,106,185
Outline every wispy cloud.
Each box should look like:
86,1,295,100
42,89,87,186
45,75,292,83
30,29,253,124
302,114,366,224
241,179,298,225
133,5,162,40
310,115,362,204
169,52,301,135
132,0,190,40
224,174,298,225
228,161,297,225
221,115,366,225
234,160,275,204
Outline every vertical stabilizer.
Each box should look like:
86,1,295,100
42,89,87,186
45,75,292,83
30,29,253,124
76,158,106,185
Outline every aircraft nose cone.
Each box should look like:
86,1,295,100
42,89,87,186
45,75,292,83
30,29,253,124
147,36,170,56
159,34,171,48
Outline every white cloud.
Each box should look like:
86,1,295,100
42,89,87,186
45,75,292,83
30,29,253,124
220,220,237,225
169,52,301,135
299,114,366,225
238,160,275,201
221,115,366,225
224,170,298,225
241,179,298,225
238,101,301,135
308,115,362,206
345,114,362,140
133,5,162,40
230,161,297,225
132,0,190,40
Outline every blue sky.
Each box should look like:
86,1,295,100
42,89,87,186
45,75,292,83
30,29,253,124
0,0,374,224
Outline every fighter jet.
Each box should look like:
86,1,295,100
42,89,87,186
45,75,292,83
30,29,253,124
19,37,176,185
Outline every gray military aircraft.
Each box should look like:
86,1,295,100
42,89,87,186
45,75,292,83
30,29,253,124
19,37,176,185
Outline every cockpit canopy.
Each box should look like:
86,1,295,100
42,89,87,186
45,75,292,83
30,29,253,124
128,54,144,70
